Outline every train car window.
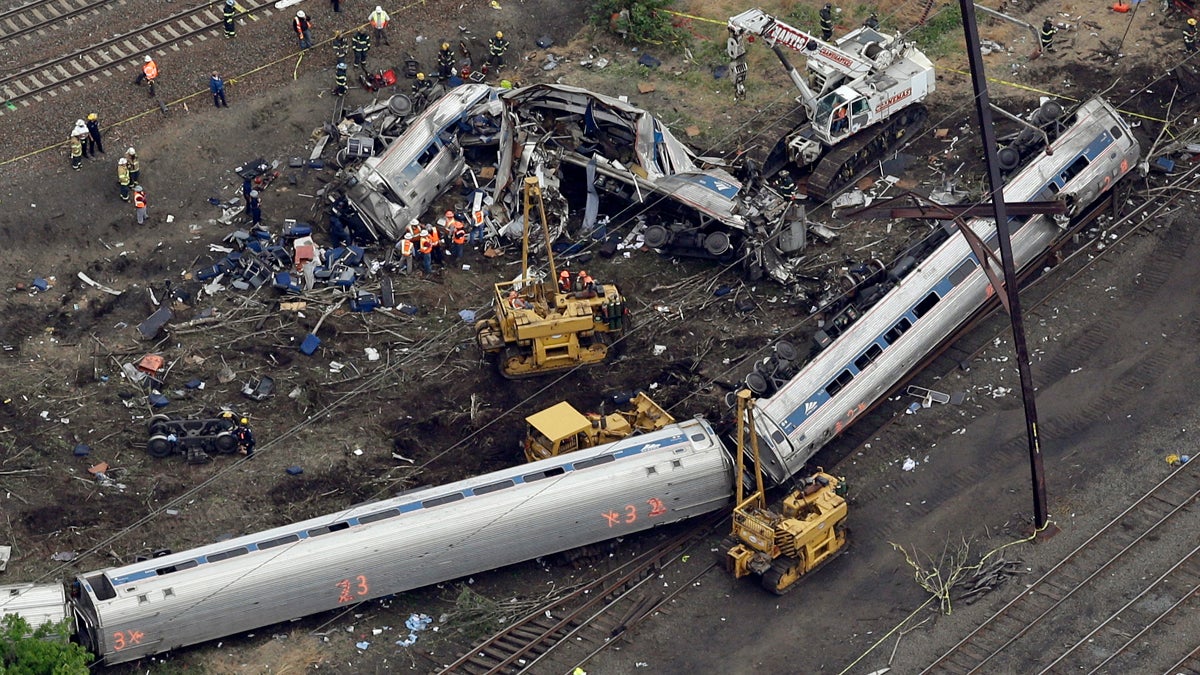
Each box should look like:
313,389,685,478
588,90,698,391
307,522,352,537
154,558,198,576
825,369,854,397
358,509,401,524
671,459,683,468
573,454,616,470
258,534,300,549
1059,155,1090,184
690,433,707,442
207,547,249,563
137,594,149,605
771,430,786,445
472,480,514,496
884,317,912,344
524,466,566,482
163,588,175,598
854,343,884,371
646,466,657,475
421,493,465,508
88,574,117,601
912,292,940,319
948,259,977,286
1110,125,1122,139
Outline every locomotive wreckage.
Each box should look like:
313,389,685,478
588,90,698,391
335,83,810,285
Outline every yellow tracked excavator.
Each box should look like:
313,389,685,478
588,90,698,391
475,177,628,378
725,389,849,594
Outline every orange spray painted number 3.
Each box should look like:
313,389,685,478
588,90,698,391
112,629,145,651
336,575,370,603
601,497,668,527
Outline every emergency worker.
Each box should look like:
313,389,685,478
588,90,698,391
488,31,510,70
69,129,84,171
135,55,158,96
418,230,434,274
1040,18,1057,53
332,31,349,65
85,113,104,156
235,418,256,457
125,148,141,183
223,0,237,38
558,270,572,294
396,232,414,274
117,157,131,201
437,42,454,79
369,6,391,45
1186,18,1197,54
133,185,148,225
334,62,348,95
294,11,313,50
428,223,443,266
353,30,371,66
451,218,467,259
819,3,834,40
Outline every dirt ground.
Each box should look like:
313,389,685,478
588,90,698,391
1,0,1197,672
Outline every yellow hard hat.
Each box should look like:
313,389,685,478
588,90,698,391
240,417,249,425
417,72,425,80
87,113,98,121
496,31,503,39
1190,17,1197,25
442,42,450,50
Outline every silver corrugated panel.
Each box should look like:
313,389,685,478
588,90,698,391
0,583,68,630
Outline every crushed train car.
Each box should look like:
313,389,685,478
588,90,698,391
336,83,809,283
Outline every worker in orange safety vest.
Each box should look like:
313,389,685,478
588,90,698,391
396,233,414,274
428,224,443,266
558,270,572,294
417,230,433,274
135,55,158,96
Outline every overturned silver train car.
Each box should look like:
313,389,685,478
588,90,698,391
340,83,805,282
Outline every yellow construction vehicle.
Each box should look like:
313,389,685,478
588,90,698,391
475,176,628,378
523,392,675,461
725,389,848,594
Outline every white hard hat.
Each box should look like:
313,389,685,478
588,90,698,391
409,218,420,226
420,229,429,235
75,119,85,126
404,233,413,239
375,5,383,12
118,157,127,164
127,147,136,155
144,55,152,63
249,190,259,198
296,9,305,17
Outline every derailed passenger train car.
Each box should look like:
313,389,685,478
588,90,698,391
743,97,1140,483
66,417,732,665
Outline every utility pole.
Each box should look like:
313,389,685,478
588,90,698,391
958,0,1051,532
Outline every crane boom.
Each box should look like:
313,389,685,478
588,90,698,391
727,8,874,78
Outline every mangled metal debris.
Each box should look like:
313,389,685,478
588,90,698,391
332,82,817,284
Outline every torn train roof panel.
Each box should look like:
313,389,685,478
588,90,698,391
499,83,746,228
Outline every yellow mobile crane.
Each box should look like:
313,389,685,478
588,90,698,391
725,390,848,594
475,177,628,378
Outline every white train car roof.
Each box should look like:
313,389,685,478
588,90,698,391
752,97,1138,484
75,417,732,664
0,582,68,630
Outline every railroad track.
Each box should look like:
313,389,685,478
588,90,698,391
0,0,273,114
920,457,1200,674
435,515,725,675
0,0,111,44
